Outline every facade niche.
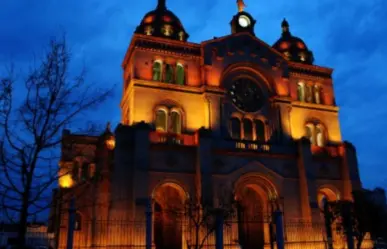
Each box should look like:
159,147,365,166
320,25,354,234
230,118,266,142
152,60,186,85
176,63,185,85
74,212,82,231
164,64,174,83
153,60,163,81
297,81,323,105
254,120,265,141
155,109,168,131
243,119,253,140
155,107,182,134
230,117,241,139
305,122,326,147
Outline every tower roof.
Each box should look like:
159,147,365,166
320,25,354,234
230,0,256,36
272,18,314,64
134,0,189,41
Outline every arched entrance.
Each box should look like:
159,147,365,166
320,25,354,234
152,183,187,249
234,174,278,249
237,186,265,249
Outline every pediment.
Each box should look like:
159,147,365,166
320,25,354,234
202,32,286,67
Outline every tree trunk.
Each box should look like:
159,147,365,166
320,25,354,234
17,198,29,246
17,187,31,247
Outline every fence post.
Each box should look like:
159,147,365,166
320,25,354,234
342,203,354,249
215,209,224,249
146,198,152,249
66,198,76,249
274,210,284,249
323,201,333,249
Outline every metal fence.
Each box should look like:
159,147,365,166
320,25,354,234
54,217,378,249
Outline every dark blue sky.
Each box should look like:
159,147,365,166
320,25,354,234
1,0,386,190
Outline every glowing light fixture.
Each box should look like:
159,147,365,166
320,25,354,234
106,135,116,150
59,174,73,188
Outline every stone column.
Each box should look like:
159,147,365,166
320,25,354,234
196,128,214,206
296,138,317,221
339,142,361,200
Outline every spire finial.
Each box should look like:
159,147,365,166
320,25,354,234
282,18,290,33
106,122,111,132
237,0,246,12
157,0,166,10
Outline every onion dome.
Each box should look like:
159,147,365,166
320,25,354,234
272,19,314,64
134,0,189,41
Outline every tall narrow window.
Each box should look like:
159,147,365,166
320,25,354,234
170,111,181,134
72,162,80,182
243,119,253,140
81,163,88,181
164,64,174,83
155,110,167,132
153,61,162,81
230,118,241,139
305,124,315,145
75,213,82,231
254,120,265,141
176,64,185,85
314,85,322,104
306,85,313,103
297,82,305,102
316,125,325,147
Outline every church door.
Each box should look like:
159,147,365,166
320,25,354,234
237,188,265,249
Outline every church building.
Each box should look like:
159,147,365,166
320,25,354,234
52,0,363,248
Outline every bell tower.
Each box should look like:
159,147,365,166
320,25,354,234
230,0,256,35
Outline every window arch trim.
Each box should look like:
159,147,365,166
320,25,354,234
304,120,328,147
152,60,163,82
153,102,185,134
175,63,185,85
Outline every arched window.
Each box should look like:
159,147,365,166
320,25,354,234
230,118,241,139
316,125,325,147
314,85,322,104
170,111,181,134
164,64,174,83
155,109,168,132
153,61,162,81
305,124,315,145
243,119,253,140
81,163,88,181
297,82,305,102
72,162,80,182
306,85,313,103
74,212,82,231
175,64,185,85
254,120,265,141
178,31,185,41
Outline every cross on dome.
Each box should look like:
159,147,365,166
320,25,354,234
157,0,166,10
237,0,246,12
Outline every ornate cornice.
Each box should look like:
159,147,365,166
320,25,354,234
291,101,339,113
288,62,333,79
128,79,225,95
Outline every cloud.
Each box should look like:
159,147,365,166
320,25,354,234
0,0,386,189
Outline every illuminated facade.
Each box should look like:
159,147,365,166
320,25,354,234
53,0,365,248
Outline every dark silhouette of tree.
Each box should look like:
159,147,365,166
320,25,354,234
0,37,113,246
327,190,387,249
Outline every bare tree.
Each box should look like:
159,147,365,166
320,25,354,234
182,198,236,249
0,37,113,246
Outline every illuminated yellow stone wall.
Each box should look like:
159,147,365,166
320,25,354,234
124,81,209,131
289,104,342,142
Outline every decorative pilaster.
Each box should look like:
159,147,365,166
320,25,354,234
296,138,316,221
339,141,361,200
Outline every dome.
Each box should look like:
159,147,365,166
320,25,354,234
272,19,314,64
134,0,189,41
